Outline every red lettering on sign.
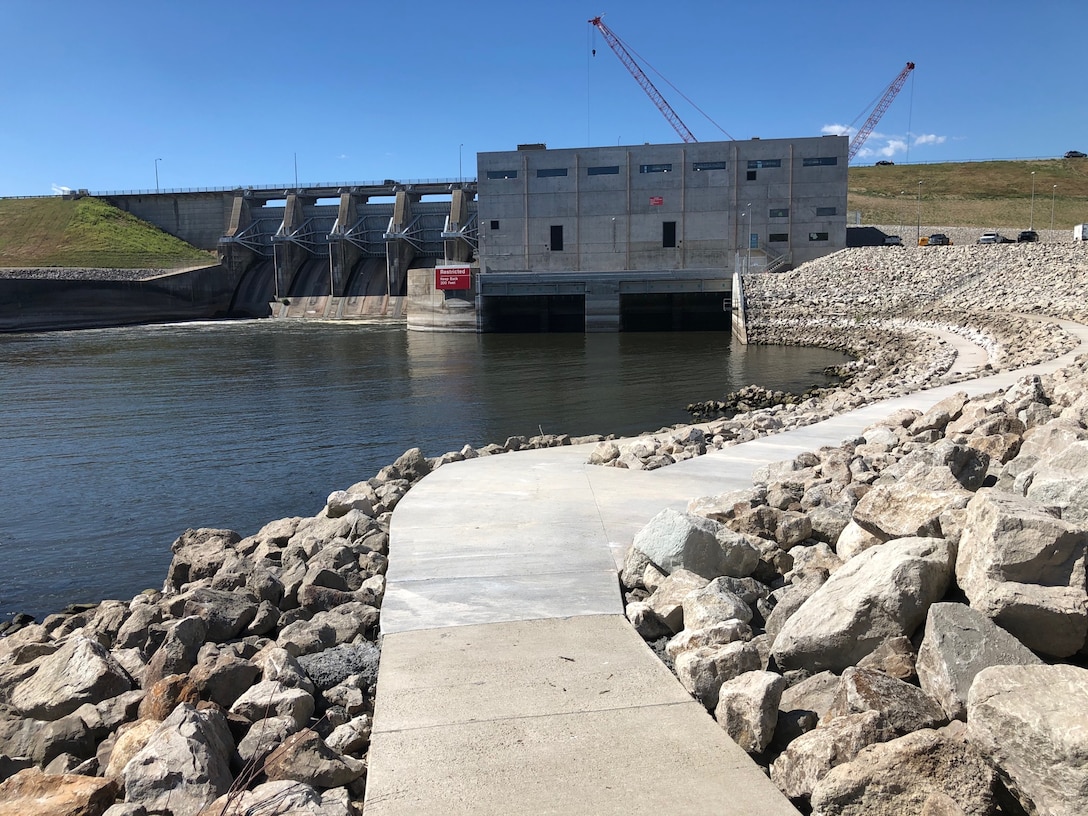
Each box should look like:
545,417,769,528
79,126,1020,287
650,196,664,206
435,266,472,290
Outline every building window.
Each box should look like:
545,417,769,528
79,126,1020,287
587,165,620,176
747,159,781,169
816,206,837,216
769,233,789,243
803,156,839,167
692,160,727,171
746,170,757,181
663,221,677,248
769,208,789,218
486,169,518,180
536,168,568,178
639,163,673,173
808,232,829,241
490,220,500,230
550,225,564,251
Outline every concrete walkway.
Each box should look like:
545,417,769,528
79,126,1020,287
363,319,1088,815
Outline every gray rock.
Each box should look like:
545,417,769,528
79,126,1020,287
770,711,895,801
172,586,258,642
201,780,356,816
189,645,260,709
10,635,131,720
230,680,315,729
713,670,786,754
673,641,761,711
774,670,839,749
682,578,753,630
855,635,916,682
633,508,758,580
262,728,366,787
236,714,300,765
297,642,380,692
852,481,971,542
809,726,999,816
665,620,753,660
1024,439,1088,524
144,615,206,687
122,703,234,816
826,667,947,736
645,569,709,633
916,602,1043,721
772,537,954,673
162,528,242,593
955,489,1088,657
968,664,1088,816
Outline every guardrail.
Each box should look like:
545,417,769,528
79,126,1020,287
88,177,479,197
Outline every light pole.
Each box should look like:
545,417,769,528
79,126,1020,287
1029,171,1036,230
898,190,906,235
154,158,162,193
1051,184,1057,231
459,144,463,186
745,203,753,273
916,180,923,244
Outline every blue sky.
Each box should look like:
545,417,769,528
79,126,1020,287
1,0,1082,197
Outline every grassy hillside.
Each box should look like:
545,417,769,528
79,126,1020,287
849,158,1088,230
0,197,214,269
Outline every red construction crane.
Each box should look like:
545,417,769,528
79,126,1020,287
588,16,697,144
848,62,915,162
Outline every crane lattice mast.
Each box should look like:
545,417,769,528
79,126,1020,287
589,16,697,144
848,62,915,162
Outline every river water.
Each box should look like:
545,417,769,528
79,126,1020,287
0,320,849,621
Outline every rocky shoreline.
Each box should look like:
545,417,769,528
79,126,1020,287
1,240,1087,815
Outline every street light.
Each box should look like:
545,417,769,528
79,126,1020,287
154,158,162,193
916,180,923,244
1051,184,1057,231
898,190,906,235
459,144,463,186
1029,171,1036,230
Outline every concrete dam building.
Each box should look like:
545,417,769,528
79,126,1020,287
443,135,847,332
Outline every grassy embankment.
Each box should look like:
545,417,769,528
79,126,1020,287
849,158,1088,230
0,196,214,269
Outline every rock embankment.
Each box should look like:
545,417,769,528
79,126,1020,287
0,268,181,281
620,358,1088,815
0,432,592,816
591,242,1087,471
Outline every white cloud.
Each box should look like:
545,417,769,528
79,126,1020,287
51,184,70,195
913,133,947,146
822,123,854,137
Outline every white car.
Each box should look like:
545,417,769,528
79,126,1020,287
883,235,903,246
977,233,1003,244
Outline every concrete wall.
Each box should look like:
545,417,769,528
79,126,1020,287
0,264,243,332
476,137,848,275
104,192,237,250
406,267,478,332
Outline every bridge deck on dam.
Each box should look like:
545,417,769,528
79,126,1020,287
364,318,1088,814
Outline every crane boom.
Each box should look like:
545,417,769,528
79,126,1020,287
589,16,697,144
849,62,915,162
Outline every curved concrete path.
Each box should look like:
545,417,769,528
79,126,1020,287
363,318,1088,815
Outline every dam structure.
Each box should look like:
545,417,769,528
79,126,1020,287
62,134,847,333
100,179,478,321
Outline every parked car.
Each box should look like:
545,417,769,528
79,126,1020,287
928,233,952,246
1017,230,1039,243
875,160,895,166
1065,150,1087,159
883,234,904,246
977,232,1003,244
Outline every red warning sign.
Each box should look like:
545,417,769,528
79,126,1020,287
435,265,472,290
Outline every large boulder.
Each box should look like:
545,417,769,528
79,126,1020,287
297,642,381,692
0,767,118,816
1023,440,1088,524
825,667,947,736
771,537,954,673
968,664,1088,816
199,781,356,816
770,711,895,802
261,728,365,788
851,481,971,542
144,616,207,686
673,641,761,711
230,680,315,729
809,726,999,816
713,670,786,754
916,602,1043,721
682,578,753,630
645,569,709,633
10,636,131,720
955,489,1088,657
122,703,234,816
633,509,758,580
163,528,242,593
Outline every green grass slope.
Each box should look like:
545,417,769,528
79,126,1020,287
849,158,1088,229
0,197,214,269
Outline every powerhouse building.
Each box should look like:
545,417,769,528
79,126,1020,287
463,136,846,331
